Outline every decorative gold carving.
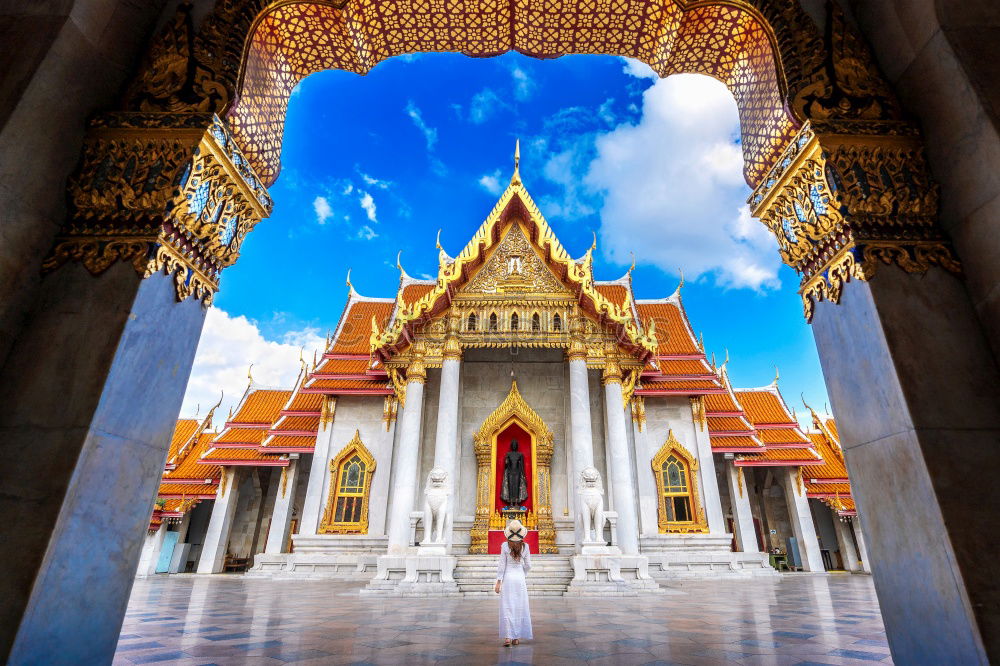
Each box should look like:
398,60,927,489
50,112,271,305
796,467,804,497
470,380,556,554
219,468,229,498
651,430,709,534
406,353,427,385
465,224,565,294
631,396,646,432
319,396,337,428
689,396,707,432
319,430,376,534
280,465,288,499
737,466,745,499
751,121,959,321
382,395,398,430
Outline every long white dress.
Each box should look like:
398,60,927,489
496,541,533,640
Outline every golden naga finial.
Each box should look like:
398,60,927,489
194,403,200,418
435,229,443,251
205,391,223,429
772,365,780,386
628,252,636,276
678,268,685,290
710,352,717,370
346,268,354,293
698,331,705,352
312,349,318,371
247,362,254,384
590,231,597,252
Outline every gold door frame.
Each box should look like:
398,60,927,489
470,380,557,553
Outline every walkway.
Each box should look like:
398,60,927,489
114,574,892,665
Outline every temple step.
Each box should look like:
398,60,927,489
453,555,574,596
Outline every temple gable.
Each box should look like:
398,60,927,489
462,223,568,296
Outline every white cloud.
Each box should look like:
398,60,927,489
470,88,503,124
478,169,503,195
622,58,658,80
180,308,324,421
312,196,332,225
510,65,535,101
405,100,438,150
359,170,391,189
357,225,378,240
359,191,377,223
584,72,781,290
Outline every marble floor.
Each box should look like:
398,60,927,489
114,573,892,665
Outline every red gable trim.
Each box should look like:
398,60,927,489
299,387,394,395
160,478,219,485
266,429,317,437
323,353,371,360
259,446,314,454
712,445,764,453
214,459,289,467
310,373,384,381
634,388,728,396
706,410,744,417
223,422,272,430
735,459,823,467
157,493,217,499
655,354,706,361
280,410,321,417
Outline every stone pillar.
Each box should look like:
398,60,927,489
832,511,860,572
725,462,759,553
779,467,823,572
386,353,427,554
426,320,461,548
299,397,336,536
568,353,596,479
602,360,640,556
265,459,300,554
852,517,871,574
689,397,726,535
197,468,241,574
136,526,168,578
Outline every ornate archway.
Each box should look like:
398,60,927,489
470,380,557,554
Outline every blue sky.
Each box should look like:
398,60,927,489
182,52,830,423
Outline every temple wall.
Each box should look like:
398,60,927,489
227,468,265,559
638,397,707,527
417,368,442,503
289,453,311,541
320,396,395,536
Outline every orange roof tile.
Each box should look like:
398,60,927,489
595,284,630,308
635,302,700,355
824,418,840,443
214,427,268,446
314,358,375,375
285,390,323,413
332,299,394,355
653,359,714,375
738,447,822,465
736,388,797,425
707,416,753,433
401,283,435,305
806,433,849,479
711,435,764,451
639,379,722,392
165,432,221,480
270,415,319,433
158,483,218,497
262,435,316,450
705,390,741,413
230,389,291,425
201,447,288,464
807,483,852,495
758,428,811,446
167,419,200,461
304,378,393,392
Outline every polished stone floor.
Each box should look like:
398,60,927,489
114,573,892,665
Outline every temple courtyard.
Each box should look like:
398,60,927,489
114,575,891,665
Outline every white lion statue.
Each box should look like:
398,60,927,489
422,467,451,545
578,466,606,542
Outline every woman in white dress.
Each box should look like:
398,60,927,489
494,519,533,646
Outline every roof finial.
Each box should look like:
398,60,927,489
772,365,780,386
346,268,354,293
628,252,636,276
247,362,254,385
678,268,684,290
206,390,223,429
396,250,403,271
512,139,521,184
710,352,717,370
194,403,200,418
590,231,597,252
435,229,443,250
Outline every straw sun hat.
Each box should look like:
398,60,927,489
504,519,527,542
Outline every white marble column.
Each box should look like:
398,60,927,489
779,467,823,572
689,398,726,535
833,510,860,571
430,331,461,547
568,357,595,482
853,517,872,573
386,355,427,554
299,397,335,536
726,462,759,552
197,467,240,573
602,363,640,555
265,459,300,554
136,526,167,577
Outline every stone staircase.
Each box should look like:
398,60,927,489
454,554,574,596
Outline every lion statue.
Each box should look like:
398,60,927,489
421,467,451,545
578,466,606,542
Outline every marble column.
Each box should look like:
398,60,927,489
299,397,335,536
197,467,240,574
833,512,860,572
386,354,427,554
136,526,167,578
689,398,726,535
852,517,871,574
602,361,640,555
568,354,596,486
430,326,461,547
779,467,823,572
265,459,300,554
725,462,759,553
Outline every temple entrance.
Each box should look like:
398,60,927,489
470,381,557,554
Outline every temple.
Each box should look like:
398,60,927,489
138,160,869,592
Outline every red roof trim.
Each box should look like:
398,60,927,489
712,445,765,453
258,446,314,453
735,459,824,467
655,354,706,361
266,429,317,437
635,388,728,396
706,410,744,417
280,410,321,417
808,492,853,499
156,493,217,499
809,477,850,484
213,459,289,467
322,353,371,360
222,422,271,430
160,478,220,485
299,387,394,395
310,373,385,381
210,441,261,448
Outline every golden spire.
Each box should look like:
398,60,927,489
247,362,254,385
511,139,521,185
772,365,780,386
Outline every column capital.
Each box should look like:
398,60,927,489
45,112,272,306
749,120,960,321
602,358,623,386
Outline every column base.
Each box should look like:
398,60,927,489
565,554,661,596
362,555,461,596
579,540,620,555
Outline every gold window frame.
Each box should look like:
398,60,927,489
319,430,376,534
652,429,708,534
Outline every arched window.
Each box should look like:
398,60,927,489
467,312,477,331
320,431,376,534
651,430,707,533
531,313,540,331
553,313,562,331
660,455,692,522
510,312,519,331
489,312,498,331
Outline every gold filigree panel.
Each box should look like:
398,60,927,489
319,430,376,534
463,223,566,295
651,429,708,534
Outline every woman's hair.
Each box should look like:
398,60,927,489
508,538,524,561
